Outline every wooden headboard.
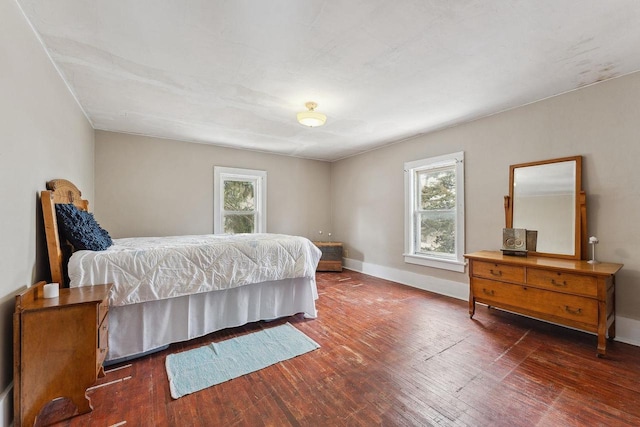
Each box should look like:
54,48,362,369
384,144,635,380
41,179,89,286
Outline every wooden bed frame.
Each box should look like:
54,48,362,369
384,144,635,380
39,179,319,362
41,179,89,286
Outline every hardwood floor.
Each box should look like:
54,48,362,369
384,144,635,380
38,270,640,426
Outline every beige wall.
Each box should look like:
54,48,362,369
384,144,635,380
332,71,640,321
0,0,94,410
94,131,332,241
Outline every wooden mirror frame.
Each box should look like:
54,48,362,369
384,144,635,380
504,156,587,260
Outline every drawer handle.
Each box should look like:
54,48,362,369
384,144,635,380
564,306,582,315
489,269,502,277
482,288,495,296
551,279,567,287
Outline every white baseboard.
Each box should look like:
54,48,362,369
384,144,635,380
615,317,640,347
343,258,468,301
0,382,12,427
342,257,639,348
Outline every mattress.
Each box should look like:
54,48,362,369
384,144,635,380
68,233,322,306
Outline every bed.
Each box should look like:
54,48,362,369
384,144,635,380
41,179,321,363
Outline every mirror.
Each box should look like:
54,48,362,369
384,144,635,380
505,156,585,260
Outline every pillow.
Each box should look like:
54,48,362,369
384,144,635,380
55,203,113,251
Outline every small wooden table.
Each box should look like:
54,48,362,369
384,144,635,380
313,241,343,272
13,282,111,427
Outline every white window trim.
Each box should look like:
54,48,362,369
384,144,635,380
403,152,466,272
214,166,267,234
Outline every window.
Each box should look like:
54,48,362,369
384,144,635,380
404,152,465,272
214,167,266,234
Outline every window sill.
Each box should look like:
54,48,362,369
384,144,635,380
403,254,467,273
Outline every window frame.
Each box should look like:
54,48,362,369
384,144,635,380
214,166,267,234
403,152,465,272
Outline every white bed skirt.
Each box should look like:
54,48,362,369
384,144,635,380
105,277,318,362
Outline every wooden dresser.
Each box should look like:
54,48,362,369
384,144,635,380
13,282,111,427
313,241,343,272
465,251,622,357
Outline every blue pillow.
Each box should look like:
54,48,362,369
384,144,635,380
55,204,113,251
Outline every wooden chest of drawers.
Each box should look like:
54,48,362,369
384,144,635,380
313,241,343,272
13,282,111,427
465,251,622,357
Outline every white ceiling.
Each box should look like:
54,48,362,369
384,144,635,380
17,0,640,161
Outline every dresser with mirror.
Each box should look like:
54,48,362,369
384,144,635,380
465,156,622,357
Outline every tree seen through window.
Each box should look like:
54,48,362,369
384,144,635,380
223,180,256,233
417,168,456,254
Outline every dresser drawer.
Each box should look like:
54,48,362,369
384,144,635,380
472,261,525,283
320,245,342,259
472,278,598,326
472,278,521,305
526,268,598,297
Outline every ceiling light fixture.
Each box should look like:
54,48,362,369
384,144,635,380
297,102,327,127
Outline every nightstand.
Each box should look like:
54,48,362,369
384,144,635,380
13,281,111,427
313,241,343,272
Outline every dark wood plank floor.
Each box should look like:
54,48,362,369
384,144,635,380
39,270,640,426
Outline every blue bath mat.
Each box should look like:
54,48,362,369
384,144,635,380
165,323,320,398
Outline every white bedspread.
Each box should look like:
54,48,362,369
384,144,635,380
68,233,322,306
